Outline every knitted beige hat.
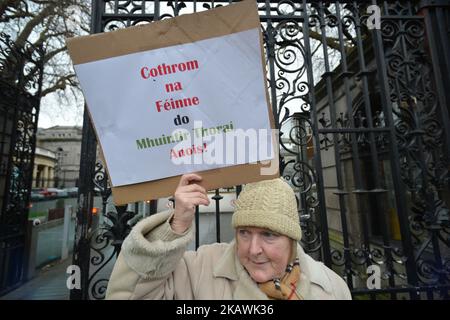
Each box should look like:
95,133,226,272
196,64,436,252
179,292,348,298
232,178,302,241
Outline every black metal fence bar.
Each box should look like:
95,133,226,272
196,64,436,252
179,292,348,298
213,189,223,243
422,3,450,167
264,0,280,129
69,110,97,300
422,2,450,296
331,2,374,275
68,0,104,300
309,2,354,284
371,0,420,298
300,0,333,268
349,1,398,299
394,9,443,291
195,205,200,249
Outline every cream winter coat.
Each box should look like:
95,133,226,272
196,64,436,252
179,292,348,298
105,210,352,300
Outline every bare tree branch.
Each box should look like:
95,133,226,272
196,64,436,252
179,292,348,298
41,73,76,96
0,0,21,18
23,45,67,84
14,2,57,48
1,0,90,104
309,29,341,51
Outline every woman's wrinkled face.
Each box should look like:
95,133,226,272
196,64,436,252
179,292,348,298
236,226,292,283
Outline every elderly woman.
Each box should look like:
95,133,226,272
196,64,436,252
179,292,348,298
105,174,351,300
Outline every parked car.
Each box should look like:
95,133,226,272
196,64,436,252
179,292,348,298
54,188,68,198
39,188,68,198
64,187,79,197
38,188,58,197
31,188,45,200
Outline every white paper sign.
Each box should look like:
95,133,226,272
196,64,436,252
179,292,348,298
74,28,273,187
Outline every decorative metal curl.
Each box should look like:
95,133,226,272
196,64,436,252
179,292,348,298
300,219,322,254
275,71,291,93
104,20,128,31
202,3,223,11
295,81,309,96
331,249,346,267
86,204,136,299
168,0,187,16
291,162,315,195
94,161,112,202
276,1,297,17
308,14,321,28
386,2,411,16
288,123,311,148
276,20,302,42
381,19,399,41
417,259,441,284
90,279,110,300
392,247,408,265
275,44,306,74
341,14,357,30
351,248,370,266
325,13,338,28
369,248,387,265
89,228,113,257
404,20,425,39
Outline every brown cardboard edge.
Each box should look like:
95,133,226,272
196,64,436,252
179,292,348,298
66,0,260,65
111,26,280,206
67,0,277,205
111,160,279,205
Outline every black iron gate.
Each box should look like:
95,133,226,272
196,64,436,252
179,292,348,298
0,33,44,295
71,0,450,300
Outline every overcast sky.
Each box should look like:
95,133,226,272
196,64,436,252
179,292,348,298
37,92,84,128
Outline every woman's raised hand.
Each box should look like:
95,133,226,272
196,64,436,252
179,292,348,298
170,173,210,234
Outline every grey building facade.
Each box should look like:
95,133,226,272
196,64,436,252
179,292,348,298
36,126,82,188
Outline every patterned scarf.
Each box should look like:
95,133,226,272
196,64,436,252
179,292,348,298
258,258,302,300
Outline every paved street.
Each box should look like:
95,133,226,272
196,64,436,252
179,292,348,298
1,192,237,300
1,258,71,300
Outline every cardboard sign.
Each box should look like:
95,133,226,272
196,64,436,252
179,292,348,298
66,0,279,205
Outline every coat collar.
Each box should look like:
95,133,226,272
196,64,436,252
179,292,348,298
212,240,333,299
296,245,333,296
